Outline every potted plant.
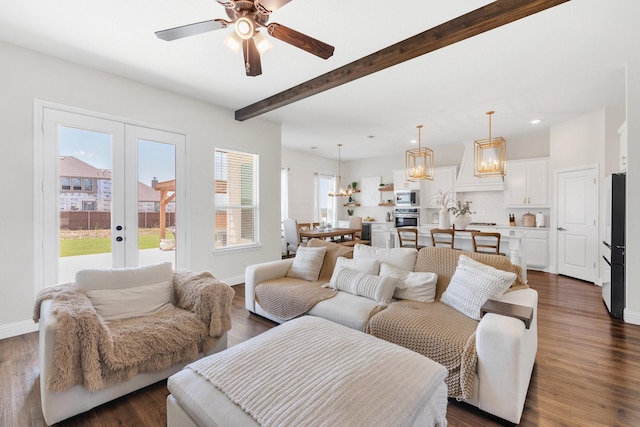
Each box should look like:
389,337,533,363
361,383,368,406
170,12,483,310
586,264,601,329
430,190,452,228
448,200,475,230
351,181,358,191
347,209,354,216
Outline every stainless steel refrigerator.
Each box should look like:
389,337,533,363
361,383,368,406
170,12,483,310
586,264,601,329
603,172,625,319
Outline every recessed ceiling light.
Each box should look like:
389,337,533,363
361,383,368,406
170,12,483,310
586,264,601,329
530,119,541,124
367,135,375,139
310,146,318,149
410,139,417,144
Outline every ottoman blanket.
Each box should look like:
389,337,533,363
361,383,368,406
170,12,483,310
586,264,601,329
187,316,448,427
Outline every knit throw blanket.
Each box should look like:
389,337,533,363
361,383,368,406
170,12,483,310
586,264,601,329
33,272,234,392
367,300,479,400
255,277,337,320
188,316,448,427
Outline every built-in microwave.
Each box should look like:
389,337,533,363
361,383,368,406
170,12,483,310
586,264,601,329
395,190,420,207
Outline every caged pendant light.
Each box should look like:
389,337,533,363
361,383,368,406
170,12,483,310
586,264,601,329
328,144,352,197
406,125,434,181
474,111,506,177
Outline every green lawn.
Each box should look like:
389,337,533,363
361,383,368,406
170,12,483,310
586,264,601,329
60,233,164,257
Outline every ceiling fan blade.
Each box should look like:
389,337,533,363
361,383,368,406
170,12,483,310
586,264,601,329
243,38,263,77
268,23,334,59
256,0,293,13
155,19,226,41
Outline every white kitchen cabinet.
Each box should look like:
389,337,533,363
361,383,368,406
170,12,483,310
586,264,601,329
504,159,549,207
393,169,423,191
523,229,549,270
371,222,393,248
424,166,457,208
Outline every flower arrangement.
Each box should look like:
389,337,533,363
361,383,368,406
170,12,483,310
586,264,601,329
448,200,475,217
430,190,452,207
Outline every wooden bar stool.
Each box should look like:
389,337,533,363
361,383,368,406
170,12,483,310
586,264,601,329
471,231,504,255
397,228,424,249
430,228,455,248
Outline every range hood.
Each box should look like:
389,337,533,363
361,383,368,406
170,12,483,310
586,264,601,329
454,141,504,192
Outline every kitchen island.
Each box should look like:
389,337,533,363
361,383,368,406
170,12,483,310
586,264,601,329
411,226,529,282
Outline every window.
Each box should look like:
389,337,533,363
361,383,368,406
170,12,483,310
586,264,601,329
72,178,82,191
83,178,93,191
316,174,336,225
215,148,258,249
82,201,96,211
61,177,71,191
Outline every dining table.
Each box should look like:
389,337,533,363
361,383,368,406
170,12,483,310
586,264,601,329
298,227,361,242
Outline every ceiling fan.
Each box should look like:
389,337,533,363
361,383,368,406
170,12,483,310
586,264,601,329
155,0,335,76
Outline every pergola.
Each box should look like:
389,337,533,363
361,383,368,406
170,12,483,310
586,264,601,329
153,179,175,239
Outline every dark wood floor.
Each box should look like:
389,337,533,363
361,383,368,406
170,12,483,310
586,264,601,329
1,271,639,426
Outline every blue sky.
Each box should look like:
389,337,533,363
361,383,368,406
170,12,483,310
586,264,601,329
59,126,175,186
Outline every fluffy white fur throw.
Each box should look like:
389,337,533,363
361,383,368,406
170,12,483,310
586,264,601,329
34,271,234,392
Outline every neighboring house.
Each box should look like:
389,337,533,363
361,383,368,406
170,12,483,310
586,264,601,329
59,156,174,213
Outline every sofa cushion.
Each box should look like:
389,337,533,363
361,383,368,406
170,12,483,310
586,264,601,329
329,267,397,305
440,255,516,320
76,262,174,292
334,256,380,275
307,239,354,282
308,292,383,331
353,244,418,271
380,263,437,302
286,246,327,282
86,281,175,322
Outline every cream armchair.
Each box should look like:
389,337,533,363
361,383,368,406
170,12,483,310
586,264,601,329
35,262,234,425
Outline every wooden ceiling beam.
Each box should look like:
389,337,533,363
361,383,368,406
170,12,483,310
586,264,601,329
235,0,570,121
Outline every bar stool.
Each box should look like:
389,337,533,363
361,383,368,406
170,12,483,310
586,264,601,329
430,228,455,248
397,228,424,249
471,231,504,255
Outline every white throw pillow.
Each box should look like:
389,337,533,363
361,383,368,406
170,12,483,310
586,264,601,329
87,281,175,322
330,267,398,305
331,256,380,279
440,255,516,320
380,263,437,302
286,246,327,282
353,244,418,271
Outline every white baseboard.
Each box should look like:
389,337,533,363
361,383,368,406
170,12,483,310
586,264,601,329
224,274,245,286
624,308,640,325
0,319,38,340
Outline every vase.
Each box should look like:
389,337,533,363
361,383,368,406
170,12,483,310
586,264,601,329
453,214,471,230
438,207,450,229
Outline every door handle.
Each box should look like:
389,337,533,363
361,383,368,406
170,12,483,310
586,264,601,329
557,227,566,231
116,236,123,242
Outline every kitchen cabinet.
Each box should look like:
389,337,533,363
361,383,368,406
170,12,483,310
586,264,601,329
504,159,549,207
424,166,457,208
524,229,549,270
393,169,423,192
370,222,393,248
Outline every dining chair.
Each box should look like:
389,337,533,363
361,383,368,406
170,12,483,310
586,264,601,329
471,231,504,255
397,227,424,249
430,228,455,249
339,216,370,246
283,218,302,257
297,222,312,231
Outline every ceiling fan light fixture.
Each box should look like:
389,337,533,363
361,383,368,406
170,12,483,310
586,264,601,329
225,33,242,52
235,16,255,40
253,32,272,54
474,111,506,177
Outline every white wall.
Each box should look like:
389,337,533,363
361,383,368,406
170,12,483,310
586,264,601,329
0,41,282,338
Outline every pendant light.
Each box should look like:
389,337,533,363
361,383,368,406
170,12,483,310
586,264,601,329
406,124,434,181
474,111,506,177
328,144,352,197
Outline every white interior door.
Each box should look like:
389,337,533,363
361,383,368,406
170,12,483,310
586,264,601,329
556,167,598,282
39,106,185,286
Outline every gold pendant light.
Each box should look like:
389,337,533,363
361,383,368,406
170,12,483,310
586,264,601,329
474,111,506,177
406,124,434,181
328,144,352,197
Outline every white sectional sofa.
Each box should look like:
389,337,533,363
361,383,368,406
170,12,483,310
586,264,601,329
245,240,538,424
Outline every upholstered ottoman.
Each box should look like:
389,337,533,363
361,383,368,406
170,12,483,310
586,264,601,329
167,316,448,427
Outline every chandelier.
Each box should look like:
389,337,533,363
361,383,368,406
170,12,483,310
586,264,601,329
328,144,352,197
474,111,506,177
406,125,434,181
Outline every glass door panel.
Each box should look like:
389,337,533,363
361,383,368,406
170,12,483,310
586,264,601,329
137,139,176,267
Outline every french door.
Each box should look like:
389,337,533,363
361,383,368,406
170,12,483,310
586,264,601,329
38,106,186,286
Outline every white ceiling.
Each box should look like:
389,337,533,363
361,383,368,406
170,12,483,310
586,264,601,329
0,0,636,160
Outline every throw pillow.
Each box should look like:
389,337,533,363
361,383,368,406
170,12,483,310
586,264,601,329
440,255,516,320
87,280,175,322
286,246,327,282
380,262,438,302
353,244,418,271
76,262,173,292
307,239,353,282
330,267,398,305
335,256,380,275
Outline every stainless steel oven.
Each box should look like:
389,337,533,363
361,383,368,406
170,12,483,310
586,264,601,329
394,208,420,228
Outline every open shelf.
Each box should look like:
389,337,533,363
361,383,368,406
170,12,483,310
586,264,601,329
378,202,394,206
379,185,394,192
